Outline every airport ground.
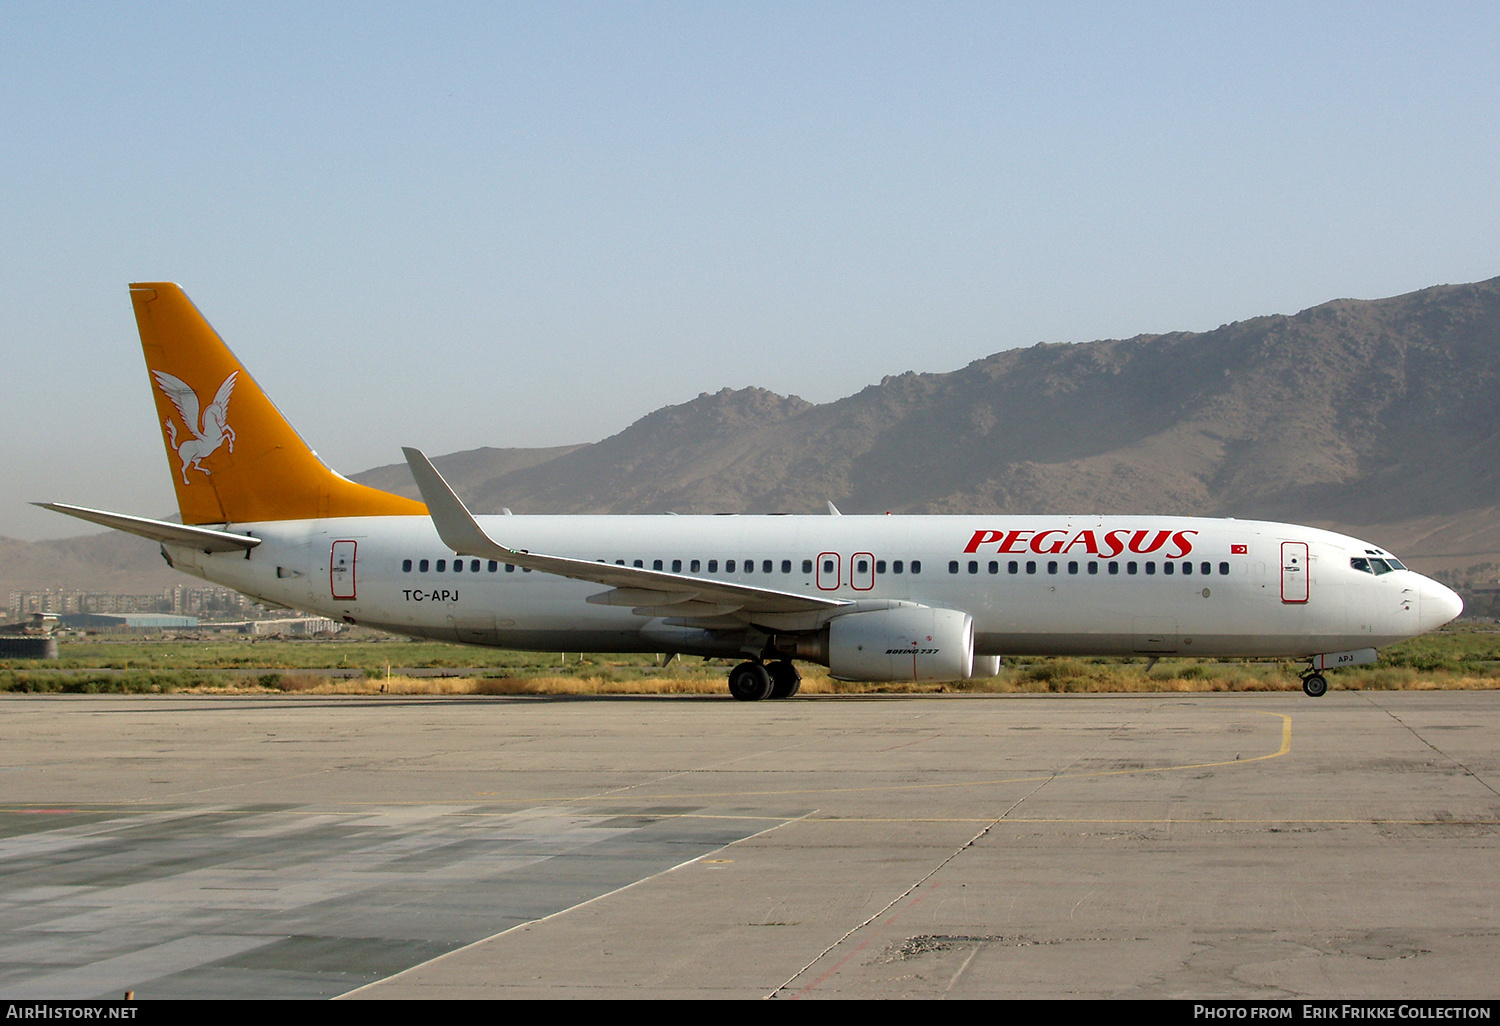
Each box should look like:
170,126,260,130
0,689,1496,1000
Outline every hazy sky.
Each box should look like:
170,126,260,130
3,2,1496,539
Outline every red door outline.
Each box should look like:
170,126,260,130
850,552,875,591
817,552,841,591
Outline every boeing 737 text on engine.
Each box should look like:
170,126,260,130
40,284,1463,700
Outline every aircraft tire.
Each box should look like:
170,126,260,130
728,661,774,701
1302,673,1328,698
767,660,802,699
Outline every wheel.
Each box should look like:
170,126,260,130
728,661,774,701
1302,673,1328,698
767,660,802,699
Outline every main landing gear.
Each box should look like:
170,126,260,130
728,660,801,701
1300,669,1329,698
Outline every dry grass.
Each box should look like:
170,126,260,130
165,660,1500,697
10,628,1493,696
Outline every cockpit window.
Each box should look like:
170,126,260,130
1353,557,1398,575
1369,558,1394,574
1351,557,1372,574
1386,557,1406,570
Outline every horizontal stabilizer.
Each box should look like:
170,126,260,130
35,502,261,552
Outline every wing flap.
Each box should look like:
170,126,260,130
586,588,700,607
632,601,746,618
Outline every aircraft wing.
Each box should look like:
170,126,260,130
403,447,849,619
35,502,261,553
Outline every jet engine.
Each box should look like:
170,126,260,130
824,605,975,682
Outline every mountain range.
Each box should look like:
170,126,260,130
7,276,1498,601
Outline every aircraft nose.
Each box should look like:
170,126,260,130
1418,578,1464,632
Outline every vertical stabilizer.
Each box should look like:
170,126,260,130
130,282,427,525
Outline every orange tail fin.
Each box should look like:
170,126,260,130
131,282,427,525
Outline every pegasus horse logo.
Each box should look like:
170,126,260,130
153,370,238,484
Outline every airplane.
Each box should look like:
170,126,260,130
40,283,1464,700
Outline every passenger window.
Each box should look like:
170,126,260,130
1047,561,1058,574
764,560,773,574
615,560,625,566
652,559,662,570
711,560,721,572
823,559,835,574
1008,560,1018,574
419,559,429,572
782,560,792,573
1127,562,1137,575
1108,561,1118,575
1145,562,1156,575
988,561,999,574
876,560,887,574
436,559,446,572
802,559,813,573
1181,561,1191,575
1218,562,1229,575
633,559,644,568
1087,561,1098,575
967,560,978,574
402,559,412,572
1201,562,1211,576
673,559,682,572
505,564,515,573
454,559,463,573
1163,561,1174,575
691,559,701,572
859,559,871,574
488,561,498,572
892,560,904,574
911,561,921,573
1068,561,1078,575
471,560,480,572
949,561,960,574
1026,560,1037,574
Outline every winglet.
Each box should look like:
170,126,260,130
402,447,513,561
827,501,842,516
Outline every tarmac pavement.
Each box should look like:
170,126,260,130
0,691,1495,999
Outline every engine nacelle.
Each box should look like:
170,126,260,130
827,606,974,682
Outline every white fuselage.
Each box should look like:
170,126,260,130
162,513,1462,661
